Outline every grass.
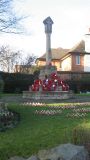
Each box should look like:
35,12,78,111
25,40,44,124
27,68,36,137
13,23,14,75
76,93,90,96
0,93,22,96
0,103,90,160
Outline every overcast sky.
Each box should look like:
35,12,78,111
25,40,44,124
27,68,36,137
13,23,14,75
0,0,90,57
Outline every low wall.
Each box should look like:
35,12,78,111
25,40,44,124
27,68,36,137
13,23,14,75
23,91,73,100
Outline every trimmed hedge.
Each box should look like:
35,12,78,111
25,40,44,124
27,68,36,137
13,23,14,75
0,72,34,93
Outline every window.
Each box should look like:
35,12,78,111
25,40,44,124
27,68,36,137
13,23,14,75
76,55,80,65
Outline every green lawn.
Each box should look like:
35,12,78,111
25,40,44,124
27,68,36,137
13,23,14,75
0,103,90,160
76,93,90,96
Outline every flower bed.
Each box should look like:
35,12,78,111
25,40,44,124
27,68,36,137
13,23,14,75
21,102,90,118
0,102,20,131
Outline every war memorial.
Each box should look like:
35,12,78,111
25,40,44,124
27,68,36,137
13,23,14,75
23,17,73,101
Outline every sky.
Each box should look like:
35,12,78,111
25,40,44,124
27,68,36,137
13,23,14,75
0,0,90,57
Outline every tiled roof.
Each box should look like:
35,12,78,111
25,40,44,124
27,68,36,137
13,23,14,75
37,48,69,60
37,40,86,61
69,40,85,53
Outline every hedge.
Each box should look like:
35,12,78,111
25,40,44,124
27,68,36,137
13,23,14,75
0,72,34,93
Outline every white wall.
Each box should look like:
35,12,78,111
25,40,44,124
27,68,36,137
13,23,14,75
85,38,90,52
61,57,71,71
84,55,90,72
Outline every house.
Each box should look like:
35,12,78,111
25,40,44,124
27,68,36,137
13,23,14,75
36,39,90,93
36,48,69,71
36,40,90,72
60,40,85,72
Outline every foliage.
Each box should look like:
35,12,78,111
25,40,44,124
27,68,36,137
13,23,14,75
0,75,4,93
0,103,20,131
0,72,34,93
72,125,90,154
0,103,89,160
76,93,90,96
72,126,90,145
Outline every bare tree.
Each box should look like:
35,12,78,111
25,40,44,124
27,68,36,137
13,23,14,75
23,54,36,66
0,45,21,72
0,0,27,33
19,54,37,74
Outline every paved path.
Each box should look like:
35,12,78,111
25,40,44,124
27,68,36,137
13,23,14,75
0,94,90,103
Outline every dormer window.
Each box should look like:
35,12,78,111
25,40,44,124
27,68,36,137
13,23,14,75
76,55,80,65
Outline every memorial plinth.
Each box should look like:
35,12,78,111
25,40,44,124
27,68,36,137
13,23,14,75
23,91,73,101
23,68,74,101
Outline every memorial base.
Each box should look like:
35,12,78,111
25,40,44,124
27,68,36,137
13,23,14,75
23,65,73,102
23,90,73,102
39,65,57,80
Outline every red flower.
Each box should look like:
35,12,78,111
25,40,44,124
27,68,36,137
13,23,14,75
31,73,69,92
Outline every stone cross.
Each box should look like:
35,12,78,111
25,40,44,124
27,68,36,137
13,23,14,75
43,17,53,66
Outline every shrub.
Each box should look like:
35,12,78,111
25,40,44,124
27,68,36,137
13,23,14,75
1,72,34,93
0,76,4,93
72,126,90,154
0,103,20,131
